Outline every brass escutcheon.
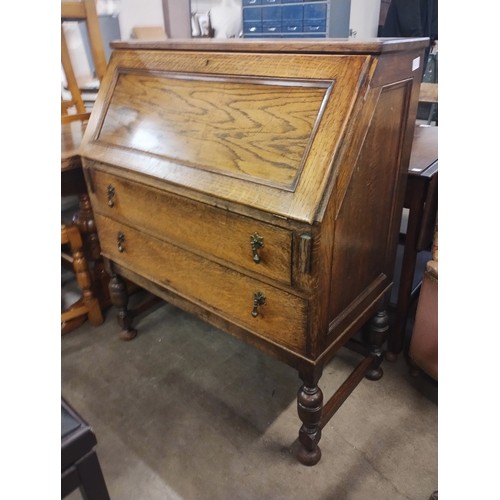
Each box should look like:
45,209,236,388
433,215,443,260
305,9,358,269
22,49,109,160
250,233,264,264
251,291,266,318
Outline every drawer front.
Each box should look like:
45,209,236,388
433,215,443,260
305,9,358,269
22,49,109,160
303,21,326,33
89,170,292,285
282,22,303,33
243,21,262,34
96,214,307,353
243,7,262,21
262,6,281,20
263,21,281,34
304,2,326,20
282,5,303,21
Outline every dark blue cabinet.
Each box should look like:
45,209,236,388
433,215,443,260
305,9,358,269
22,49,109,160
242,0,350,39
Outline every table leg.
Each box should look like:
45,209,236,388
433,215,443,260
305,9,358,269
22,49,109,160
387,182,427,359
109,272,137,341
296,369,323,466
364,308,389,380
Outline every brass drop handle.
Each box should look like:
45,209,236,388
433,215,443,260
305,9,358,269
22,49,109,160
117,231,125,252
251,291,266,318
250,233,264,264
107,185,116,207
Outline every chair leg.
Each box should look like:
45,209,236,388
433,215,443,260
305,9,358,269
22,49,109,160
62,224,104,333
76,451,110,500
73,194,111,308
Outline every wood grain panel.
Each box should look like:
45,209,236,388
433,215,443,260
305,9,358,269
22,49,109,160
97,72,330,189
82,50,372,223
329,81,411,318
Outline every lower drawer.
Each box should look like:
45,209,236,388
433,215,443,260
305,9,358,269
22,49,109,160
96,214,308,353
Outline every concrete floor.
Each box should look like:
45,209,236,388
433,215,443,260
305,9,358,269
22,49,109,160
62,288,437,500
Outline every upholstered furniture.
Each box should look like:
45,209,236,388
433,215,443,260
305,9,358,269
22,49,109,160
80,38,428,464
408,219,438,380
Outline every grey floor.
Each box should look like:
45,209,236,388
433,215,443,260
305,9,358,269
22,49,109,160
62,283,437,500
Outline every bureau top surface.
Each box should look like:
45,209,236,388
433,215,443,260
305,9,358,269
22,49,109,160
81,39,427,223
110,38,429,55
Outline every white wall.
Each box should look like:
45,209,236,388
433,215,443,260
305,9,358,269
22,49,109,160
118,0,165,40
349,0,381,38
164,0,191,38
118,0,381,40
190,0,215,12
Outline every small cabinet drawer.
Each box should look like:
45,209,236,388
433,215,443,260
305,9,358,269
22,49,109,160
243,7,262,21
88,169,293,285
304,2,326,20
96,214,308,353
304,21,326,33
262,5,281,21
282,5,303,21
282,22,303,33
263,21,281,34
244,21,263,34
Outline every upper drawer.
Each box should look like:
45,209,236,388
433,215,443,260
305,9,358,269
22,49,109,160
88,169,293,286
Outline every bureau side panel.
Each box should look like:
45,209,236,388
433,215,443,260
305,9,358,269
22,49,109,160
328,80,412,333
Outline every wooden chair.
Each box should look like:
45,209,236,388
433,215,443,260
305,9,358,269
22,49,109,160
61,0,107,123
61,0,110,330
62,224,104,334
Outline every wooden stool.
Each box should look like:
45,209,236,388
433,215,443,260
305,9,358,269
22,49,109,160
61,398,110,500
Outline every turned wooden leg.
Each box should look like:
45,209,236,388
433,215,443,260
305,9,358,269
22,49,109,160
62,224,104,333
108,273,137,341
364,308,390,381
73,194,111,308
296,372,323,466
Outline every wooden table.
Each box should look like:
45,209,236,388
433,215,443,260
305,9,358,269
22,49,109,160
387,125,438,359
62,121,87,198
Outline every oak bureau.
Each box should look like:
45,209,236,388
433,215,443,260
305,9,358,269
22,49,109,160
80,38,428,465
